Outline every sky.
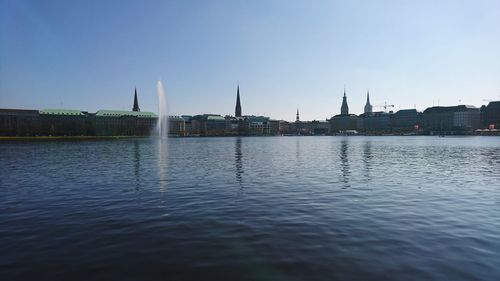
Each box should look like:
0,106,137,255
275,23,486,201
1,0,499,121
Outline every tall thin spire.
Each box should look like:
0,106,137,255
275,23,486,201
364,89,372,114
133,88,140,112
235,84,242,117
341,88,349,115
296,108,300,122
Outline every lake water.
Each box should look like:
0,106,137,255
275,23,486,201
1,136,499,281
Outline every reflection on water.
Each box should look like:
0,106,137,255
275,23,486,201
235,137,243,187
295,137,302,178
363,140,372,180
157,138,168,191
1,136,500,281
134,140,140,189
339,139,350,187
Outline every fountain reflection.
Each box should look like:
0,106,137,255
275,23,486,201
134,140,140,190
157,138,168,192
235,137,243,187
340,138,350,188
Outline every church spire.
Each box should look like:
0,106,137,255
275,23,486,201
296,108,300,122
364,89,373,114
341,87,349,115
235,84,242,117
133,88,140,112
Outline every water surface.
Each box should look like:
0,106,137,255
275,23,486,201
1,136,499,280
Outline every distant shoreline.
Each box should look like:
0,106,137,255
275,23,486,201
1,134,498,141
0,136,150,141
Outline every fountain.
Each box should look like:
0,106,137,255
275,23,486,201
156,80,168,138
156,80,168,190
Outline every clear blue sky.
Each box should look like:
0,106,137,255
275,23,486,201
1,0,499,121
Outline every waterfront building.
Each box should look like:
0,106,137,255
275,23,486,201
330,114,358,133
225,85,277,136
39,109,88,136
305,120,330,135
279,121,291,135
269,119,281,135
0,108,40,136
0,107,157,136
169,116,186,136
227,115,278,136
224,115,240,135
357,111,392,134
181,115,193,135
390,109,422,133
192,114,227,136
329,90,358,133
247,116,271,135
480,101,500,129
94,110,157,136
422,105,480,134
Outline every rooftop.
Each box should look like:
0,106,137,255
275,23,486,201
193,114,225,121
0,108,39,116
96,110,157,118
40,109,84,116
423,105,478,113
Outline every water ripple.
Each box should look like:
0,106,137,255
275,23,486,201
1,136,499,281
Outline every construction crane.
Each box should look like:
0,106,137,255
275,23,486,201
373,102,395,113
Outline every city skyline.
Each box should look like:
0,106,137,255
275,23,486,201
1,0,500,121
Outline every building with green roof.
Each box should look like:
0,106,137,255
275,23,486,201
191,114,227,136
94,110,157,136
39,109,85,116
39,108,88,136
95,110,157,118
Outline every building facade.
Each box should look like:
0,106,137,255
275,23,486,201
480,101,500,129
0,109,40,136
357,112,392,133
95,110,157,136
390,109,422,133
39,109,88,136
191,114,227,136
422,105,480,134
329,90,358,133
168,116,186,136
